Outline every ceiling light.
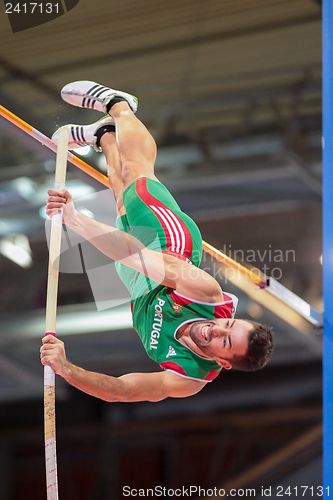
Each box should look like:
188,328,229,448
65,180,95,198
11,177,36,200
0,234,32,268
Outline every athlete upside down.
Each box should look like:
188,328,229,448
41,80,273,402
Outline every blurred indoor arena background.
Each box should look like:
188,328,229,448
0,1,323,499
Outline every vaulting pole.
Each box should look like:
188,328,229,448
44,127,68,500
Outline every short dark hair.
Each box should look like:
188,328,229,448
231,321,274,371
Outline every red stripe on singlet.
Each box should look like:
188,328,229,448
135,178,193,261
160,361,187,376
205,369,222,381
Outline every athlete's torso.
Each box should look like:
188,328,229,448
132,286,239,382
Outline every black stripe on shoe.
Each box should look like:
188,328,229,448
74,127,80,145
71,126,77,143
87,84,108,97
90,88,110,110
86,85,105,107
86,84,102,96
72,126,83,145
81,84,101,107
82,85,111,109
94,87,111,99
77,126,85,145
88,85,111,108
76,127,83,145
79,126,85,144
86,95,99,109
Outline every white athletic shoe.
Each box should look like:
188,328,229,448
52,115,115,152
61,80,138,113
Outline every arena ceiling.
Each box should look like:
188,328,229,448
0,0,323,403
0,0,322,131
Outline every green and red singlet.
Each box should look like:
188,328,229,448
115,177,239,382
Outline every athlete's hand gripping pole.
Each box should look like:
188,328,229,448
44,127,68,500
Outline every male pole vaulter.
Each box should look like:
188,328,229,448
41,81,273,402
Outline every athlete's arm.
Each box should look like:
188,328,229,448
145,251,223,302
47,189,223,302
40,336,206,402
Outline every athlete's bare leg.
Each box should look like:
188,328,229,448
100,132,126,215
107,101,158,187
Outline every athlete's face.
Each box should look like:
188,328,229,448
189,318,253,368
